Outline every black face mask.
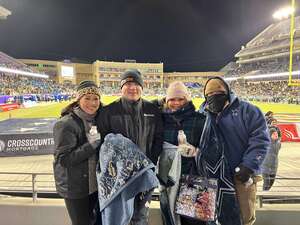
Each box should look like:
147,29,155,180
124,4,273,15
206,93,228,113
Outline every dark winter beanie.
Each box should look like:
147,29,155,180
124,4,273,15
120,69,143,88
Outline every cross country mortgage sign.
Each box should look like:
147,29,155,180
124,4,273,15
0,118,57,156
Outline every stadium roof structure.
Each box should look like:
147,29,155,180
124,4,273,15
0,51,49,78
235,16,300,64
219,61,238,72
0,5,11,20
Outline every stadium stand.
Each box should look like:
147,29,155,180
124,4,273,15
229,80,300,104
0,52,75,102
219,16,300,105
222,16,300,77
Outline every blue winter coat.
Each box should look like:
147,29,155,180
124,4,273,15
200,93,270,175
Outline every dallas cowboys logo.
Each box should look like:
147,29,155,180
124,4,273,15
206,158,236,216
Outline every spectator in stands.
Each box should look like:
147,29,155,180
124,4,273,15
197,77,270,225
265,111,274,122
267,118,282,139
53,80,102,225
261,127,281,191
96,69,163,225
157,81,206,225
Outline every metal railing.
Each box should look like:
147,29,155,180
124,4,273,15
256,177,300,207
1,172,300,206
0,172,55,202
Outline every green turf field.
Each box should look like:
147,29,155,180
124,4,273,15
0,96,299,121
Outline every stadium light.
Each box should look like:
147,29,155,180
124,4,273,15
0,5,11,20
0,66,49,78
224,70,300,81
273,6,295,20
244,70,300,80
224,77,238,81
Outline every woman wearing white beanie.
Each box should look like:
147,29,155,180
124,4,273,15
165,81,191,110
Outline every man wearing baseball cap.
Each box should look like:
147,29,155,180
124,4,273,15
96,69,163,225
197,76,270,225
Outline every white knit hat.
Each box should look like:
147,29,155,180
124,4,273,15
166,81,191,102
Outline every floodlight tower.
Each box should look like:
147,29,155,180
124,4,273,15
0,5,11,20
273,1,299,86
272,6,295,20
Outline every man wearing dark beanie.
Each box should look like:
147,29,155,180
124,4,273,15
197,76,270,225
120,69,144,89
96,69,163,225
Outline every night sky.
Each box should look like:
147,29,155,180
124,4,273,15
0,0,295,72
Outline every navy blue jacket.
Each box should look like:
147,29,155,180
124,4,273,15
201,94,270,175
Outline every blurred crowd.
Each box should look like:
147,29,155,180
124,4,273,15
224,57,300,77
0,73,76,96
1,57,299,104
229,80,300,104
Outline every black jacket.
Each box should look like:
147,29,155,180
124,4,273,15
53,112,97,199
96,98,163,164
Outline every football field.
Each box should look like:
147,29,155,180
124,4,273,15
0,96,300,121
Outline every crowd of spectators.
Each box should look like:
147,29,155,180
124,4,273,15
0,73,75,96
0,71,299,105
98,79,299,104
229,80,300,104
224,56,300,78
1,53,299,105
0,51,33,72
0,53,76,99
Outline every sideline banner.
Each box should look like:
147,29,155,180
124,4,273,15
0,133,54,156
0,103,20,112
278,123,300,142
0,118,57,156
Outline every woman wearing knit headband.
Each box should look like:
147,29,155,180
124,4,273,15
53,80,102,225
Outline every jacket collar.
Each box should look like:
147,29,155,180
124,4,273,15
121,97,143,114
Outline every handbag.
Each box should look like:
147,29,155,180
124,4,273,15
175,174,218,221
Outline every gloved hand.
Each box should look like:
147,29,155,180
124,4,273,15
234,164,254,183
87,132,101,149
87,133,101,142
178,143,198,157
89,139,101,149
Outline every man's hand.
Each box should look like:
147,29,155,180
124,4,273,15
234,164,254,183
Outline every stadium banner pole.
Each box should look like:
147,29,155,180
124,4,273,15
289,0,299,86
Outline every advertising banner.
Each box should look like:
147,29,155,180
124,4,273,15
0,118,57,156
0,133,54,156
278,123,300,142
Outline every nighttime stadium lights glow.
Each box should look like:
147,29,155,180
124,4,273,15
0,66,49,78
225,70,300,81
224,77,237,81
273,6,295,20
0,5,11,19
